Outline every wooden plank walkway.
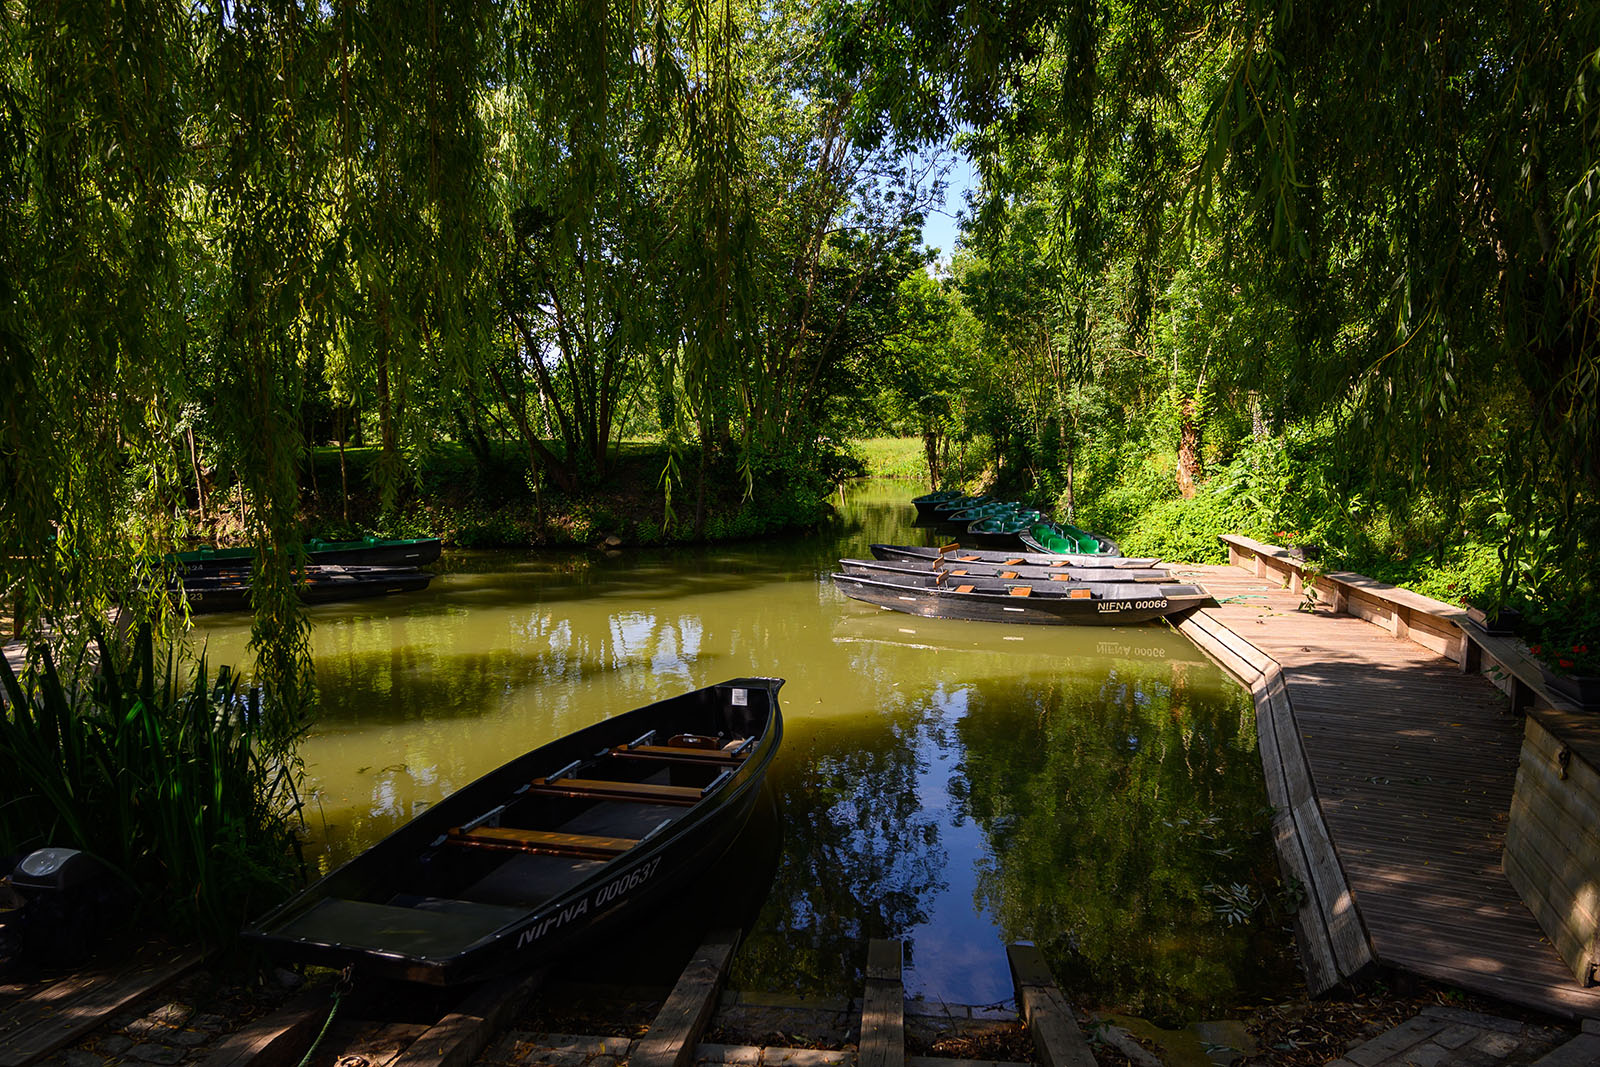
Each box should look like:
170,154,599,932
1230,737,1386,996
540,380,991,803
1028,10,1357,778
1175,563,1600,1019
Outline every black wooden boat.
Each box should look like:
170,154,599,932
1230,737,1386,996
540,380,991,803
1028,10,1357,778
870,544,1163,569
172,536,443,576
1017,522,1120,557
912,490,966,522
177,565,434,614
838,557,1173,584
831,572,1211,625
244,678,784,985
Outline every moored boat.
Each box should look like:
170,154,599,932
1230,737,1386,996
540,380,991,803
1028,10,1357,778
177,565,434,614
244,678,784,985
1018,522,1119,557
830,571,1211,625
869,544,1163,569
172,536,443,575
911,490,966,522
838,558,1173,584
965,515,1038,549
926,495,991,527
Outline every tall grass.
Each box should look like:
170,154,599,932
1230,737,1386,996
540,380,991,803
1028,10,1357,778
0,627,302,949
851,437,929,480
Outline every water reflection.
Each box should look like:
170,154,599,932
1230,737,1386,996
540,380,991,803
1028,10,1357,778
194,479,1294,1014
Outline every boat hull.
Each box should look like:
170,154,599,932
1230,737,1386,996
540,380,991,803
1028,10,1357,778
838,558,1172,583
178,566,434,614
911,491,964,522
244,678,784,985
831,573,1210,625
174,537,443,576
869,544,1163,569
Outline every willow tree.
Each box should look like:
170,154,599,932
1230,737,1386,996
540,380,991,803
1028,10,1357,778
1,0,191,661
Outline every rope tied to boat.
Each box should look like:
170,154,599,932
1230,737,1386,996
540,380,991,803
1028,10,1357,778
295,966,353,1067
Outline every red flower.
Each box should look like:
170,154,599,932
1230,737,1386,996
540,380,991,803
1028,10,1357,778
1530,644,1542,655
1559,658,1575,669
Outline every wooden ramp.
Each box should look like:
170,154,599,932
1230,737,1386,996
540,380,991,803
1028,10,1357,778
1173,562,1600,1019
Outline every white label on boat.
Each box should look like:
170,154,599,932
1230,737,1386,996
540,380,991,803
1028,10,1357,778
730,688,747,706
1003,607,1023,612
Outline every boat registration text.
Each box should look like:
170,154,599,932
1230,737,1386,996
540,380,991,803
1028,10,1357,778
1096,598,1168,612
516,855,664,948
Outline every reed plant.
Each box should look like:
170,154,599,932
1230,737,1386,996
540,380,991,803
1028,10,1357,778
0,626,303,950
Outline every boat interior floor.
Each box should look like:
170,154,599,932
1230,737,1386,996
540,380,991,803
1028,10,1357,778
456,799,680,907
279,896,527,957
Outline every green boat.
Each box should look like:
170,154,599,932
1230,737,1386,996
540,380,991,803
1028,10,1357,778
911,491,966,521
172,536,443,575
1019,521,1120,557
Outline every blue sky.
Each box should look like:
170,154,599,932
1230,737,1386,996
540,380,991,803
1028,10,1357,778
919,150,980,263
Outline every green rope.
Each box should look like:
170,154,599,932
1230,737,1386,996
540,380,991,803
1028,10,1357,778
1217,594,1270,604
294,985,345,1067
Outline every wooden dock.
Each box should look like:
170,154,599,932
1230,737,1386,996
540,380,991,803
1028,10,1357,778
1173,559,1600,1018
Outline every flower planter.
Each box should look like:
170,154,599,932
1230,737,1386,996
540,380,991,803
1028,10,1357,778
1466,605,1522,635
1544,671,1600,710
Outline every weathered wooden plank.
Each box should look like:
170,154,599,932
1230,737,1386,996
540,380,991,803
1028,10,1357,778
385,968,547,1067
1510,770,1600,871
1004,945,1095,1067
631,930,740,1067
0,949,199,1067
858,939,904,1067
1290,795,1375,979
194,990,333,1067
1503,842,1597,978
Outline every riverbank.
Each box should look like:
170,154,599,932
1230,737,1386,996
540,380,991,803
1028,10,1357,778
270,440,858,551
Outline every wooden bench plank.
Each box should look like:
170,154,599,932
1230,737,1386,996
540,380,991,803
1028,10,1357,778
631,930,740,1067
447,826,637,856
609,745,748,767
526,778,704,806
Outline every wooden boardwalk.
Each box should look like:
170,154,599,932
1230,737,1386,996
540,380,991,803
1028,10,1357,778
1174,562,1600,1019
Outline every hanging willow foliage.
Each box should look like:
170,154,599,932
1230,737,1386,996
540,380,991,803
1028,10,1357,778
2,0,927,730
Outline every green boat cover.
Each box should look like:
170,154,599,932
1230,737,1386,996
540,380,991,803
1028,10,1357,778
1029,522,1105,555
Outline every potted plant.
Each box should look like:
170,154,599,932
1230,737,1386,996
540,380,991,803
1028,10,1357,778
1526,606,1600,710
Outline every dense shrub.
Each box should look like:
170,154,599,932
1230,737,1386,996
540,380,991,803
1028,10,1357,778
0,628,302,948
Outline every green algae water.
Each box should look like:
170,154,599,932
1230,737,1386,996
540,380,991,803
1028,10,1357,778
194,479,1294,1020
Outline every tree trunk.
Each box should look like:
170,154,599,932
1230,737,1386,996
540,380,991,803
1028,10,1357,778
337,438,350,524
187,425,209,522
1177,398,1203,499
922,428,942,488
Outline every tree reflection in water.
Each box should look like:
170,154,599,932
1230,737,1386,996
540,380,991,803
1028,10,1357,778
729,694,948,994
953,663,1296,1023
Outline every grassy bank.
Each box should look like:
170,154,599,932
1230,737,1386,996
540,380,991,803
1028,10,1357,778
852,437,929,481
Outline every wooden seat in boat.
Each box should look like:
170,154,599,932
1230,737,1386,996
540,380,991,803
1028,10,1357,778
446,826,638,858
526,776,706,806
609,743,749,766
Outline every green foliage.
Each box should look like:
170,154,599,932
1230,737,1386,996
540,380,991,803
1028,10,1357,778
0,628,302,948
823,0,1600,609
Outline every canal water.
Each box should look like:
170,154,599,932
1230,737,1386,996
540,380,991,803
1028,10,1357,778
195,479,1295,1021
